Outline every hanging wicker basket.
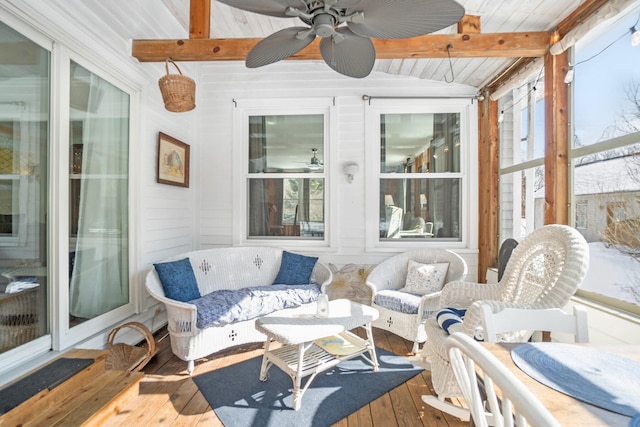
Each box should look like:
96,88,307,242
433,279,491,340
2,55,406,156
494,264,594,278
158,59,196,112
105,322,156,372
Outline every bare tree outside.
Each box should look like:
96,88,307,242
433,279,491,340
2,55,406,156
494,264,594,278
618,79,640,135
595,79,640,265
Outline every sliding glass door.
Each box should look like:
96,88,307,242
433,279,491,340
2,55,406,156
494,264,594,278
0,20,50,354
0,15,135,362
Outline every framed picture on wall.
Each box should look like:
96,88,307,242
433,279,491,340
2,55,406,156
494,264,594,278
157,132,190,188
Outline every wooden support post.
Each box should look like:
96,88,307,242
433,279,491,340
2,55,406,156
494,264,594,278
544,50,567,347
477,92,500,282
458,15,481,34
189,0,210,39
544,50,570,225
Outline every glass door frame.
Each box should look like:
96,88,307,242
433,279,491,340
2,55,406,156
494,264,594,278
0,11,53,371
50,45,140,351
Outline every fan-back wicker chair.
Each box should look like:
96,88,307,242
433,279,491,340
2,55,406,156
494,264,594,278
422,224,590,420
365,249,468,353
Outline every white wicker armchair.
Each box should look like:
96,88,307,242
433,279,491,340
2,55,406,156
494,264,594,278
422,224,590,420
365,249,468,353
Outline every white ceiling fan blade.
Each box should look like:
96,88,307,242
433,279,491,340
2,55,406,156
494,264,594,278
319,27,375,78
347,0,465,39
246,27,316,68
216,0,306,18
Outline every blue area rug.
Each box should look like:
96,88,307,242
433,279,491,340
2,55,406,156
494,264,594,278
193,347,423,427
511,342,640,417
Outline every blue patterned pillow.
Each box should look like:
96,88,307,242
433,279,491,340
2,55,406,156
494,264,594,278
153,258,201,302
272,251,318,285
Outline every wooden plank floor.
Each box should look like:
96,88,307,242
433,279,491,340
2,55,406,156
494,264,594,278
103,327,468,427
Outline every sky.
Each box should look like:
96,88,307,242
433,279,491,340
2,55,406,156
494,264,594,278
573,10,640,147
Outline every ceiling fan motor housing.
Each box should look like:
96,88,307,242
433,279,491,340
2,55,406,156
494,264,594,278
313,13,338,38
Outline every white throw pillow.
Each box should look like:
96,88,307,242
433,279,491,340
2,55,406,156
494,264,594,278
403,260,450,295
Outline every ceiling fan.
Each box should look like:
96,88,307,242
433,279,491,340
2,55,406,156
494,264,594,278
215,0,465,78
306,148,323,170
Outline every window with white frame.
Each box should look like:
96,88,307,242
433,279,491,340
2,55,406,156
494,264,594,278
498,75,546,243
569,6,640,313
366,100,473,247
575,201,588,229
236,103,331,243
498,6,640,314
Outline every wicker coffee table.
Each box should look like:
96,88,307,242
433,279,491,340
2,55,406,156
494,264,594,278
255,298,379,410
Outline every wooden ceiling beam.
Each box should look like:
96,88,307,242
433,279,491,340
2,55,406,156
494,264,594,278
189,0,210,39
131,31,550,62
555,0,609,37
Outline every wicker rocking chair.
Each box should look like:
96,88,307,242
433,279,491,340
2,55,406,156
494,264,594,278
421,224,590,421
365,249,467,353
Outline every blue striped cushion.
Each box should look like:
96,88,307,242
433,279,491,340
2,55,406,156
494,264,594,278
436,307,466,334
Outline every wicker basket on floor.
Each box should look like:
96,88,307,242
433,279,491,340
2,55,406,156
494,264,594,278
106,322,156,372
158,59,196,112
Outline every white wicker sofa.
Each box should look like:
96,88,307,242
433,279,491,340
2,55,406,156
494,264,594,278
145,247,332,374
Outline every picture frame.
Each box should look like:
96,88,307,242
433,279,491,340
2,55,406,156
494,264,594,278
157,132,190,188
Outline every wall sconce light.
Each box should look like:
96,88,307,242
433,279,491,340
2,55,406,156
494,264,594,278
343,161,359,183
384,195,394,206
420,194,427,208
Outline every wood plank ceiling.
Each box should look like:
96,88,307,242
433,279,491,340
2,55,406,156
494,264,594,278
147,0,588,89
